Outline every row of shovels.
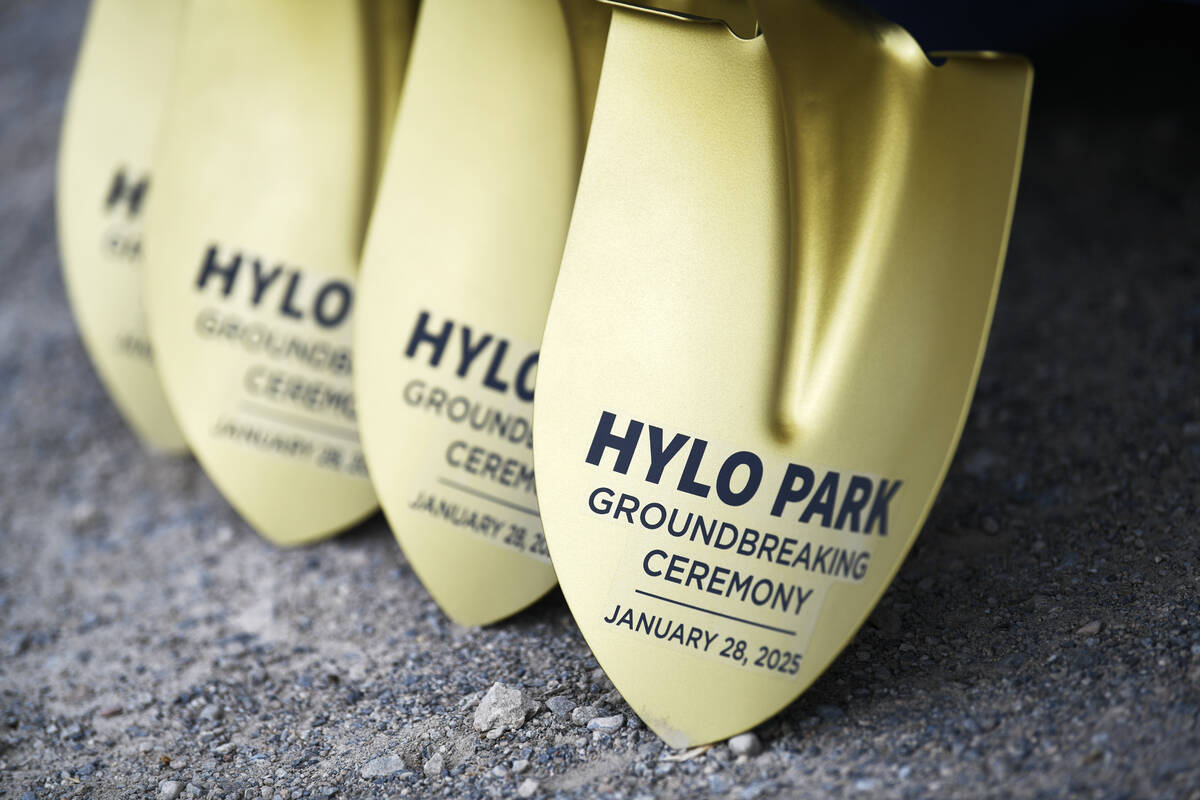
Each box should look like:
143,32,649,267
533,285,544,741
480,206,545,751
57,0,1031,748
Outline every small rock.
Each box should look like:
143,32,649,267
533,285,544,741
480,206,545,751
870,607,902,635
853,778,881,793
185,784,203,798
260,789,272,799
360,754,405,778
729,732,763,757
99,704,123,718
517,779,539,798
570,705,600,726
816,704,845,721
198,704,224,722
1077,620,1102,637
962,448,999,478
473,683,537,734
742,781,774,800
159,781,183,800
511,759,529,774
587,714,624,732
423,753,445,778
545,696,576,717
70,503,103,531
590,667,614,692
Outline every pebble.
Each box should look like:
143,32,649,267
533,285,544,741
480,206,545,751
70,503,102,531
729,732,763,757
545,696,576,717
474,682,536,733
198,704,224,722
424,753,445,778
1077,621,1103,637
570,705,600,726
587,714,624,732
962,448,1000,478
360,754,405,778
816,705,845,721
159,781,183,800
517,778,539,798
511,759,529,774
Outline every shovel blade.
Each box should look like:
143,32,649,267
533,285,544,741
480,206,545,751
57,0,187,452
355,0,609,625
534,3,1030,746
143,1,414,544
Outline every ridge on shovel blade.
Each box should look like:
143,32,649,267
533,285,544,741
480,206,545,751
354,0,610,626
533,0,1031,747
143,0,416,545
57,0,187,453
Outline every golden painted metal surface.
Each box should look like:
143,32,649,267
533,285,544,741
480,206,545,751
143,0,415,545
57,0,187,452
533,1,1031,746
355,0,609,626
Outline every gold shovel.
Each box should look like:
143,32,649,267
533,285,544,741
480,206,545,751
355,0,610,626
143,0,416,545
57,0,187,452
533,0,1032,746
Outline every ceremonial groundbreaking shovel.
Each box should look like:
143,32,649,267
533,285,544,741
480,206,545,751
355,0,610,625
57,0,186,452
144,0,416,545
533,0,1031,746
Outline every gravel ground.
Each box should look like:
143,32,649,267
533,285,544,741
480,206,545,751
2,2,1199,799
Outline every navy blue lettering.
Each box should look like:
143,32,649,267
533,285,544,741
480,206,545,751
834,475,874,532
585,412,642,474
799,471,840,527
715,450,763,506
195,245,240,296
865,479,902,536
677,439,711,498
405,311,453,366
771,463,815,517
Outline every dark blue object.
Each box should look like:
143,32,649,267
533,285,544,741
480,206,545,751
858,0,1142,51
